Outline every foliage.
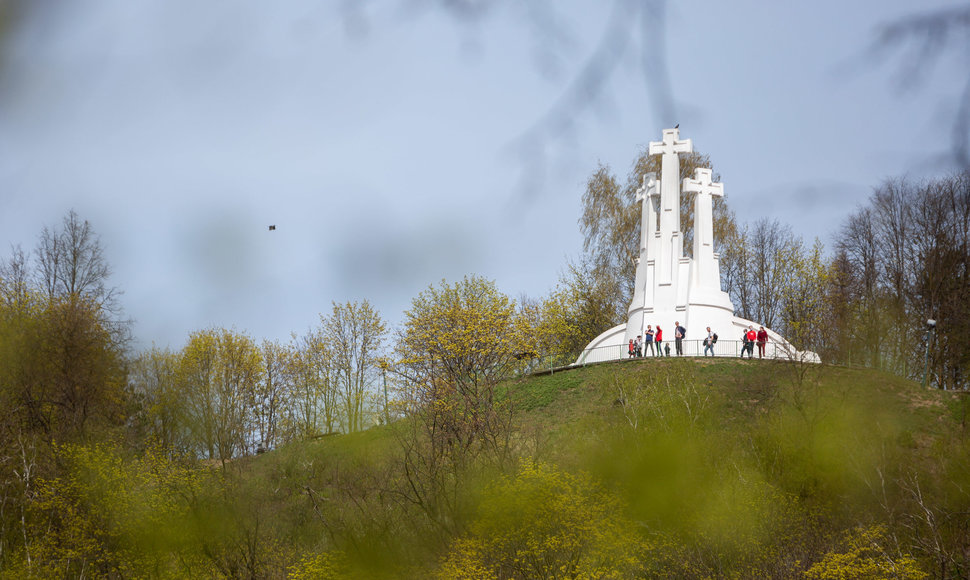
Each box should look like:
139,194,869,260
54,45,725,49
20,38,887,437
129,345,186,453
178,328,262,462
288,328,341,438
17,443,205,579
780,238,830,352
0,292,126,441
321,300,387,433
393,275,531,536
288,550,349,580
535,257,621,357
805,525,928,580
397,275,532,394
833,173,970,387
437,461,649,579
131,308,387,464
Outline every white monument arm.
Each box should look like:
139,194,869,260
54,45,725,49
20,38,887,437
682,167,724,197
636,172,659,202
648,127,693,157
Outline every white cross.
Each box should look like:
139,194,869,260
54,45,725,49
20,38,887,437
648,128,693,157
635,172,659,202
682,168,723,198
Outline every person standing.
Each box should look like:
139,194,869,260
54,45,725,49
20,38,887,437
742,326,757,358
629,338,635,358
757,326,769,359
655,326,664,357
674,321,686,356
645,325,656,356
703,326,715,357
634,334,643,357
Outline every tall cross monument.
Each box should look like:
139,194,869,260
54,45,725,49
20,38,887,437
581,128,818,364
648,128,693,289
626,172,659,341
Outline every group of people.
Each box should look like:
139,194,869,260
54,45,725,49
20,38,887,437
628,323,770,359
628,321,688,358
740,325,770,359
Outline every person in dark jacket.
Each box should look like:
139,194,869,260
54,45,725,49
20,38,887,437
674,321,686,356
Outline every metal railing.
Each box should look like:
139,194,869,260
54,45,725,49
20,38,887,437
519,339,801,376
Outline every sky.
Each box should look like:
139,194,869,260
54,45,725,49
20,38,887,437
0,0,965,350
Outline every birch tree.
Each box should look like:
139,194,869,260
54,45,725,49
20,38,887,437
322,301,386,433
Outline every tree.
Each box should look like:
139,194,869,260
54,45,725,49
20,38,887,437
2,295,127,439
0,244,31,308
750,218,799,329
0,211,129,441
721,218,801,329
396,276,530,418
536,257,620,358
321,301,387,433
779,239,829,353
394,276,530,533
0,215,129,572
288,329,341,439
437,461,649,579
253,340,292,450
34,210,123,326
178,328,261,462
129,346,187,454
834,173,970,387
720,221,753,319
805,526,927,580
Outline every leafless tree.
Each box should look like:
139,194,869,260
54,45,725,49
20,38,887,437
0,245,30,307
322,301,387,433
835,173,970,388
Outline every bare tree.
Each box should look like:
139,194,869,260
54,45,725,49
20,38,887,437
835,173,970,388
35,211,115,307
0,245,30,307
322,301,387,433
253,340,293,451
750,218,799,329
288,329,341,438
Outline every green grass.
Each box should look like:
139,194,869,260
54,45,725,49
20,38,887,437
230,358,970,577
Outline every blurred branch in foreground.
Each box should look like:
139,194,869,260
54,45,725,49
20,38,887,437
871,4,970,169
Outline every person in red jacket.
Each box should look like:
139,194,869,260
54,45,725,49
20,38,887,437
757,326,769,358
741,326,757,358
654,326,664,357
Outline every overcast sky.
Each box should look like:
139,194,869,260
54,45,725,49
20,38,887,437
0,0,965,350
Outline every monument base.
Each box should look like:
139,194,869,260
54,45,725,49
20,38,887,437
577,315,820,365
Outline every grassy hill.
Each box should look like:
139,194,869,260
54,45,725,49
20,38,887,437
19,357,968,578
227,357,969,579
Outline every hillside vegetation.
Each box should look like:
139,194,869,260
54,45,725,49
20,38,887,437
11,357,969,579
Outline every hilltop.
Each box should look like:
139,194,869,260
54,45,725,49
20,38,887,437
228,357,967,579
8,356,966,578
